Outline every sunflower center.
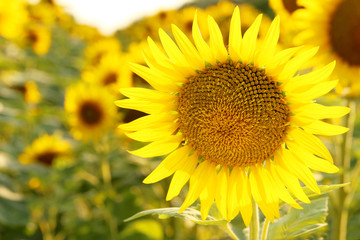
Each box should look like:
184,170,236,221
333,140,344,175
103,72,118,85
36,151,58,166
329,0,360,66
79,101,103,125
282,0,303,13
177,62,290,167
28,30,39,44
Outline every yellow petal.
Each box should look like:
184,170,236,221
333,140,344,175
215,167,229,220
273,162,310,203
179,161,215,212
159,28,194,76
128,63,179,92
292,103,350,119
287,141,339,173
119,113,178,132
192,11,216,65
250,166,279,222
287,80,338,102
240,14,262,63
277,149,320,194
120,87,176,102
143,145,191,184
128,135,183,158
199,163,217,220
278,47,318,83
284,61,335,91
166,153,198,201
267,162,302,209
302,120,349,136
115,99,175,114
235,168,252,226
171,24,204,70
125,123,178,142
266,46,303,73
256,15,280,67
208,15,228,62
227,167,240,220
288,127,333,163
147,36,175,70
228,6,242,62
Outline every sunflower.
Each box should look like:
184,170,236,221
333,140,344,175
116,7,349,225
24,80,42,104
82,53,131,94
23,24,52,55
19,134,71,166
84,36,122,67
65,82,117,141
293,0,360,97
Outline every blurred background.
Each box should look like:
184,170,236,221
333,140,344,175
0,0,359,239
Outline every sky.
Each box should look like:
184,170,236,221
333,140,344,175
56,0,191,35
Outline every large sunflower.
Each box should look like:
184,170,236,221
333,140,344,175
116,7,349,225
293,0,360,96
19,134,71,166
65,82,117,141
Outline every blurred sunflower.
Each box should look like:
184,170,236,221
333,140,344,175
19,134,71,166
84,37,122,67
269,0,303,20
65,82,117,141
293,0,360,96
23,24,52,55
269,0,303,45
24,80,42,104
82,53,131,94
117,7,349,225
0,0,28,39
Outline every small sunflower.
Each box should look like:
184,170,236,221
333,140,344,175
83,53,131,94
65,82,117,141
117,8,349,225
23,24,52,55
293,0,360,96
19,134,71,166
24,80,42,104
84,37,122,67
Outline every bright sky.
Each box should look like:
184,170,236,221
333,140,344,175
56,0,191,35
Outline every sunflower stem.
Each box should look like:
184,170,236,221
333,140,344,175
332,99,356,240
249,198,259,240
95,137,117,240
260,218,270,240
225,223,240,240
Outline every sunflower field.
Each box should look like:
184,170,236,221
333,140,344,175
0,0,360,239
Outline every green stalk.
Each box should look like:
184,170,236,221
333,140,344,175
332,99,356,240
225,223,240,240
249,198,259,240
261,218,270,240
95,138,117,240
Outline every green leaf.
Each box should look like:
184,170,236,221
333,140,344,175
302,183,349,199
0,197,30,226
266,197,328,240
124,207,227,226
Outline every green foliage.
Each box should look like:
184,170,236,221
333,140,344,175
125,207,227,226
266,198,328,240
